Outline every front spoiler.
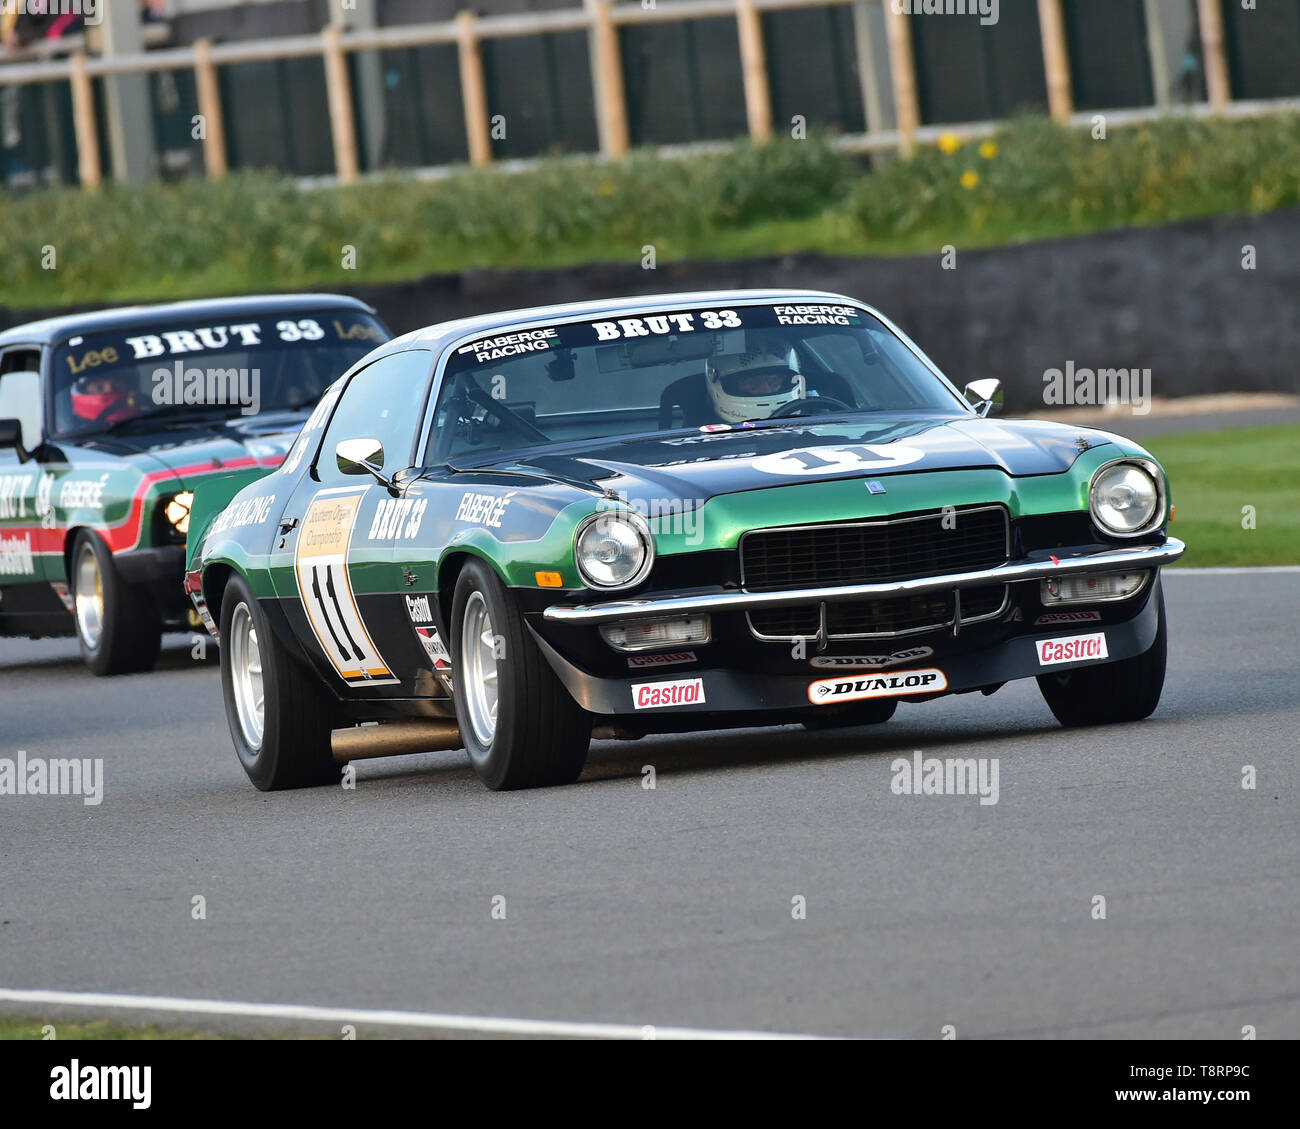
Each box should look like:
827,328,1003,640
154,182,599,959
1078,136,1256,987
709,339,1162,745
533,582,1162,719
542,538,1185,626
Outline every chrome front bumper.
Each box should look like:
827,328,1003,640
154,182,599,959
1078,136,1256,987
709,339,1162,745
542,538,1186,626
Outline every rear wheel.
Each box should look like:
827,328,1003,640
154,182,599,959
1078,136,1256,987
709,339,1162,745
71,530,161,676
801,698,898,730
219,573,339,790
1037,588,1167,727
451,559,590,790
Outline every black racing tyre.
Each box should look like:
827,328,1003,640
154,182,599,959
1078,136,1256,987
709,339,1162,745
451,559,591,790
70,530,161,676
219,573,339,790
1037,587,1167,727
801,698,899,730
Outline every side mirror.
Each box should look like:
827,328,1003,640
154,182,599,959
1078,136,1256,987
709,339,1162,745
963,379,1004,417
336,437,384,476
336,437,397,495
0,418,29,460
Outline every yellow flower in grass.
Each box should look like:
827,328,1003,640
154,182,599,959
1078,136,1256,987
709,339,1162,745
979,139,999,160
960,170,981,190
598,179,616,197
938,133,963,155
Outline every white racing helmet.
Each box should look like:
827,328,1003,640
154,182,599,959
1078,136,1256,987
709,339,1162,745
704,345,803,424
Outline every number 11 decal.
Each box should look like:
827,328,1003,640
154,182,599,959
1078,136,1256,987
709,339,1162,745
294,487,398,686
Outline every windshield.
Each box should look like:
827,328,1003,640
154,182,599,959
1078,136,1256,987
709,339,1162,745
51,309,389,437
429,302,966,465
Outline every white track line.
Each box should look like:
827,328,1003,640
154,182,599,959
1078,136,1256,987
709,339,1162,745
0,988,819,1040
1167,566,1300,575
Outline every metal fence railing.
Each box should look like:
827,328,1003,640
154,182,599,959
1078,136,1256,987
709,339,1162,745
0,0,1285,189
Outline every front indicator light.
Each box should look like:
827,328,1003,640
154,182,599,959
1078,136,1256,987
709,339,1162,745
535,571,563,588
600,615,711,653
165,491,194,536
1041,571,1148,605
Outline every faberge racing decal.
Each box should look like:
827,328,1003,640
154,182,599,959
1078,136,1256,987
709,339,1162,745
632,677,706,710
809,646,934,670
1036,633,1108,667
808,668,948,705
294,488,398,686
455,491,514,529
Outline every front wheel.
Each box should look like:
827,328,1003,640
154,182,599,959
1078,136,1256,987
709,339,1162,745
219,573,339,790
451,559,590,790
70,530,161,676
1037,587,1167,727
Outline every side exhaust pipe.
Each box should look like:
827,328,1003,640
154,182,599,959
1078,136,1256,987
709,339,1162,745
332,720,463,762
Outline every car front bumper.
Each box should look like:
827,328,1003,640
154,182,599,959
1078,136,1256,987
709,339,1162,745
532,583,1163,722
541,538,1185,626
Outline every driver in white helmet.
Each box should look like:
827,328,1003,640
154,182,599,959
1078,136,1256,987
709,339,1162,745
703,345,804,425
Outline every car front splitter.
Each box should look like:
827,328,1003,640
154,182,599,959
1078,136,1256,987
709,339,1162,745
531,586,1162,719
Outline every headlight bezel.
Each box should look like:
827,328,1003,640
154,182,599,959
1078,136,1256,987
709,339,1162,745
573,509,655,591
1088,457,1166,539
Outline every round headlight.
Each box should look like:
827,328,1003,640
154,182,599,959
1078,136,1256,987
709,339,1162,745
575,511,654,589
1090,461,1162,537
165,491,194,536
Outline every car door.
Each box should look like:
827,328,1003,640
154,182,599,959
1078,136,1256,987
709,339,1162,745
0,345,61,632
269,349,437,699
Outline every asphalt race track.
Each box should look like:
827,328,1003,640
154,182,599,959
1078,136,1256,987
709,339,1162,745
2,572,1296,1039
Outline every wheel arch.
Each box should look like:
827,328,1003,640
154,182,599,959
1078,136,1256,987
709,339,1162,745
436,548,508,629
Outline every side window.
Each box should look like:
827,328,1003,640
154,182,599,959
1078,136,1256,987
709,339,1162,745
317,350,433,483
0,349,44,452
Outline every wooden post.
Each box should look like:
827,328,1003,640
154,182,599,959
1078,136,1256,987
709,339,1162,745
851,2,885,135
68,52,102,189
1196,0,1231,111
590,0,629,157
1142,0,1170,109
193,38,228,179
1036,0,1074,120
882,0,919,155
322,22,360,184
736,0,773,144
457,11,493,167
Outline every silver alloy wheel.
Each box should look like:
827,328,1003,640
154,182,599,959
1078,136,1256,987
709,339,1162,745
73,542,105,651
229,602,266,750
461,590,499,746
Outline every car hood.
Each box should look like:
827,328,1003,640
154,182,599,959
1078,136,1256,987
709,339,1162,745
71,411,306,484
481,415,1118,507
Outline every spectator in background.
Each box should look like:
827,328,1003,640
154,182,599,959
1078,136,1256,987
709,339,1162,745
1,1,84,52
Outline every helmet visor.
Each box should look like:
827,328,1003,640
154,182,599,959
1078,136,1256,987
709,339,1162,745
716,366,799,398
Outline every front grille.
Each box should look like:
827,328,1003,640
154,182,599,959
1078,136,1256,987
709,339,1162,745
748,585,1008,640
740,506,1010,641
741,506,1009,592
